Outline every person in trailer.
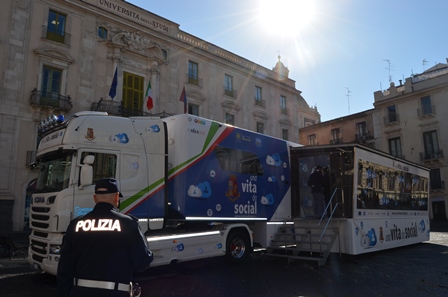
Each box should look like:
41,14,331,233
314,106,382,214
308,166,326,219
57,178,153,297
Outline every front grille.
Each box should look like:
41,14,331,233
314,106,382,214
31,221,49,229
31,214,49,221
30,239,47,256
32,254,44,263
32,206,51,213
34,231,48,238
30,205,51,231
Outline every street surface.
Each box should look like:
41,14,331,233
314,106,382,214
1,229,447,297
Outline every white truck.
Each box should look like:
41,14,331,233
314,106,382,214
28,112,300,275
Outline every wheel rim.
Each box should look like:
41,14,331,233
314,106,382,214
230,237,246,259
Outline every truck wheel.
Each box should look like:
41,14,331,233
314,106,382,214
226,230,250,263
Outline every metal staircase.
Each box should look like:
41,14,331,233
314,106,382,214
264,189,344,267
265,219,339,267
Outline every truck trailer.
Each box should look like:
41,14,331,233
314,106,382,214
28,112,300,275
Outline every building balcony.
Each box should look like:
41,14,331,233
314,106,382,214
90,99,175,118
417,105,436,118
42,26,71,46
330,137,343,144
223,87,237,98
420,150,444,161
280,107,289,116
383,113,400,126
355,131,373,142
254,98,266,108
186,74,203,87
29,89,73,112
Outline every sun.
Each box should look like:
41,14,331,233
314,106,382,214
257,0,317,37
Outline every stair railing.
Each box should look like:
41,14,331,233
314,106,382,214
317,188,344,255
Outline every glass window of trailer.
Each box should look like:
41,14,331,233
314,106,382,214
357,159,428,211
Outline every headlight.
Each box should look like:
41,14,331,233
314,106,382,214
49,245,61,254
47,196,56,205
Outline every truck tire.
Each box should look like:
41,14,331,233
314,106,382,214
225,230,250,263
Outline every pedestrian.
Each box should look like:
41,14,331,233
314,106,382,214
308,166,325,219
57,178,153,297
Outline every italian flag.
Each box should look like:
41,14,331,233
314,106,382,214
145,80,153,111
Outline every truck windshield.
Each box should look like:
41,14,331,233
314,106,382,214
34,151,74,193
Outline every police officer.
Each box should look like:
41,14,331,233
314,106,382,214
57,178,153,297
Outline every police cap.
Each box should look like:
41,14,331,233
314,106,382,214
95,178,123,197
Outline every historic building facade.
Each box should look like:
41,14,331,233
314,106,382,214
373,63,448,221
298,109,376,147
0,0,319,231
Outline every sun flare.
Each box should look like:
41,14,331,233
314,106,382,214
257,0,317,37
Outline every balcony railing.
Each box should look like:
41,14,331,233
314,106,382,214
254,98,266,108
90,99,175,118
224,87,237,98
330,138,343,144
355,131,372,141
29,89,73,112
186,74,203,87
383,113,400,125
420,150,444,161
280,107,289,116
417,105,436,118
42,26,71,46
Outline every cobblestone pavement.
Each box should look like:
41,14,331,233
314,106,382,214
1,224,447,297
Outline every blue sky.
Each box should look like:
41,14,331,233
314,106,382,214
128,0,448,121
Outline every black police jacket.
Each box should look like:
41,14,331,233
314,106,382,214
57,202,153,297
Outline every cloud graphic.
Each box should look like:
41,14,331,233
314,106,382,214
360,235,370,248
260,193,274,205
111,133,129,143
268,176,276,182
172,243,184,252
197,181,212,198
266,153,281,166
147,125,161,133
266,155,276,166
188,181,212,198
74,206,93,217
188,185,202,197
361,228,377,248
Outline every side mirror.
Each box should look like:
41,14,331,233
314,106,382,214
79,156,95,189
83,155,95,165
